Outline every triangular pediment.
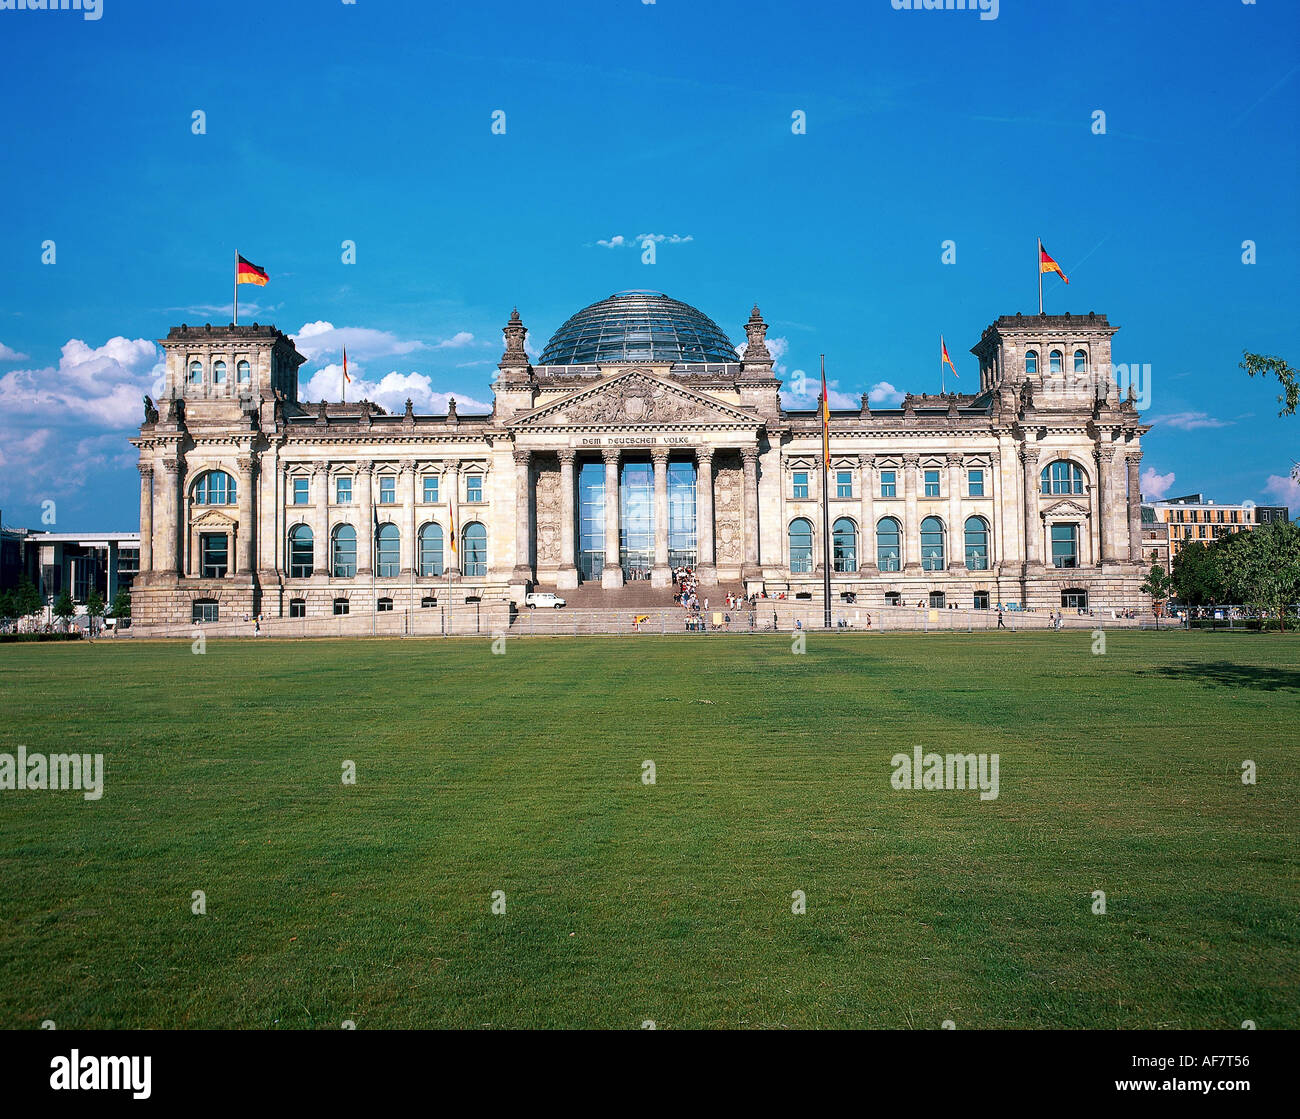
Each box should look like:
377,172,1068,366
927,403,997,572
1043,499,1091,518
509,369,759,429
192,508,238,528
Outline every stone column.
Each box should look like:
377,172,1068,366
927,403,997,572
1020,446,1042,568
401,460,417,574
1096,446,1117,564
445,461,461,576
1126,455,1142,563
137,463,154,573
557,449,579,590
601,448,624,588
858,453,875,572
651,450,671,587
512,449,534,585
312,463,329,577
695,447,716,581
236,454,257,576
902,454,921,573
741,447,761,579
946,453,964,571
158,456,181,575
356,460,374,576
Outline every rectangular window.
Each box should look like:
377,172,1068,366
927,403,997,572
289,599,306,618
292,477,309,505
968,468,985,497
423,476,438,503
1051,523,1079,569
929,592,946,609
466,475,483,503
924,470,940,498
192,601,219,623
379,476,396,505
336,477,352,504
836,471,852,499
333,598,350,616
200,533,228,579
879,470,896,498
792,471,809,500
973,591,990,610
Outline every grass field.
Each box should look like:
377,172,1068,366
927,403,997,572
0,631,1296,1030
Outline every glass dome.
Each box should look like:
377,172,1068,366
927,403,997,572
539,291,738,365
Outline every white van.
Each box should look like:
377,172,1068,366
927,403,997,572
523,592,566,609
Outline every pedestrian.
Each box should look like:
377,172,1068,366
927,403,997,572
997,608,1006,629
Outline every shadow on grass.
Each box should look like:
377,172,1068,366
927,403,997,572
1151,662,1300,692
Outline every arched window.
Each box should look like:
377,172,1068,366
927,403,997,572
1049,349,1063,373
213,360,226,384
462,522,487,576
288,524,314,578
192,470,236,506
964,516,990,571
236,359,251,384
418,522,444,576
920,516,946,571
375,523,400,577
788,517,814,573
1040,460,1085,495
1025,350,1038,376
188,360,202,384
1073,349,1087,373
332,524,357,577
876,517,901,572
832,518,857,573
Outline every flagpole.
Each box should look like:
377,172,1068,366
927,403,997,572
233,250,239,326
1037,238,1043,315
941,336,946,395
820,354,832,630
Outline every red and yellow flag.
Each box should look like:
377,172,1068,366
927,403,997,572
236,254,269,286
342,347,351,383
448,494,457,556
941,335,959,378
820,364,832,470
1038,240,1068,284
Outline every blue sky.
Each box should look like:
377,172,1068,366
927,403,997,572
1,0,1296,530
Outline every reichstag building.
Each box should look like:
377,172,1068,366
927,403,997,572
129,290,1149,625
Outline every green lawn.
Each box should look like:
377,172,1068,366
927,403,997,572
0,631,1295,1029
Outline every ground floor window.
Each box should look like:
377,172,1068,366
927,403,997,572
929,591,946,609
289,598,306,618
973,591,990,610
377,597,394,612
192,599,219,623
420,595,437,608
462,522,487,577
333,598,350,616
1062,588,1088,609
789,518,814,573
885,591,902,606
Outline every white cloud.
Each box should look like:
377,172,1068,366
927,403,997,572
292,321,425,362
594,233,693,248
0,336,165,428
1263,473,1300,508
0,342,29,362
1148,412,1232,431
868,381,905,406
433,331,475,350
1141,467,1176,500
300,363,491,416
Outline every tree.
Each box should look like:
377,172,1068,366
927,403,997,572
1140,564,1172,628
13,575,41,619
1216,519,1300,631
0,589,14,622
52,590,75,632
86,589,106,637
1170,539,1227,608
1241,351,1298,417
110,588,131,622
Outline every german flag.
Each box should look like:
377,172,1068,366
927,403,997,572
236,254,269,286
1038,240,1068,284
820,363,832,470
941,335,959,378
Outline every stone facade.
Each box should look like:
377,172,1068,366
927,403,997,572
129,302,1150,627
